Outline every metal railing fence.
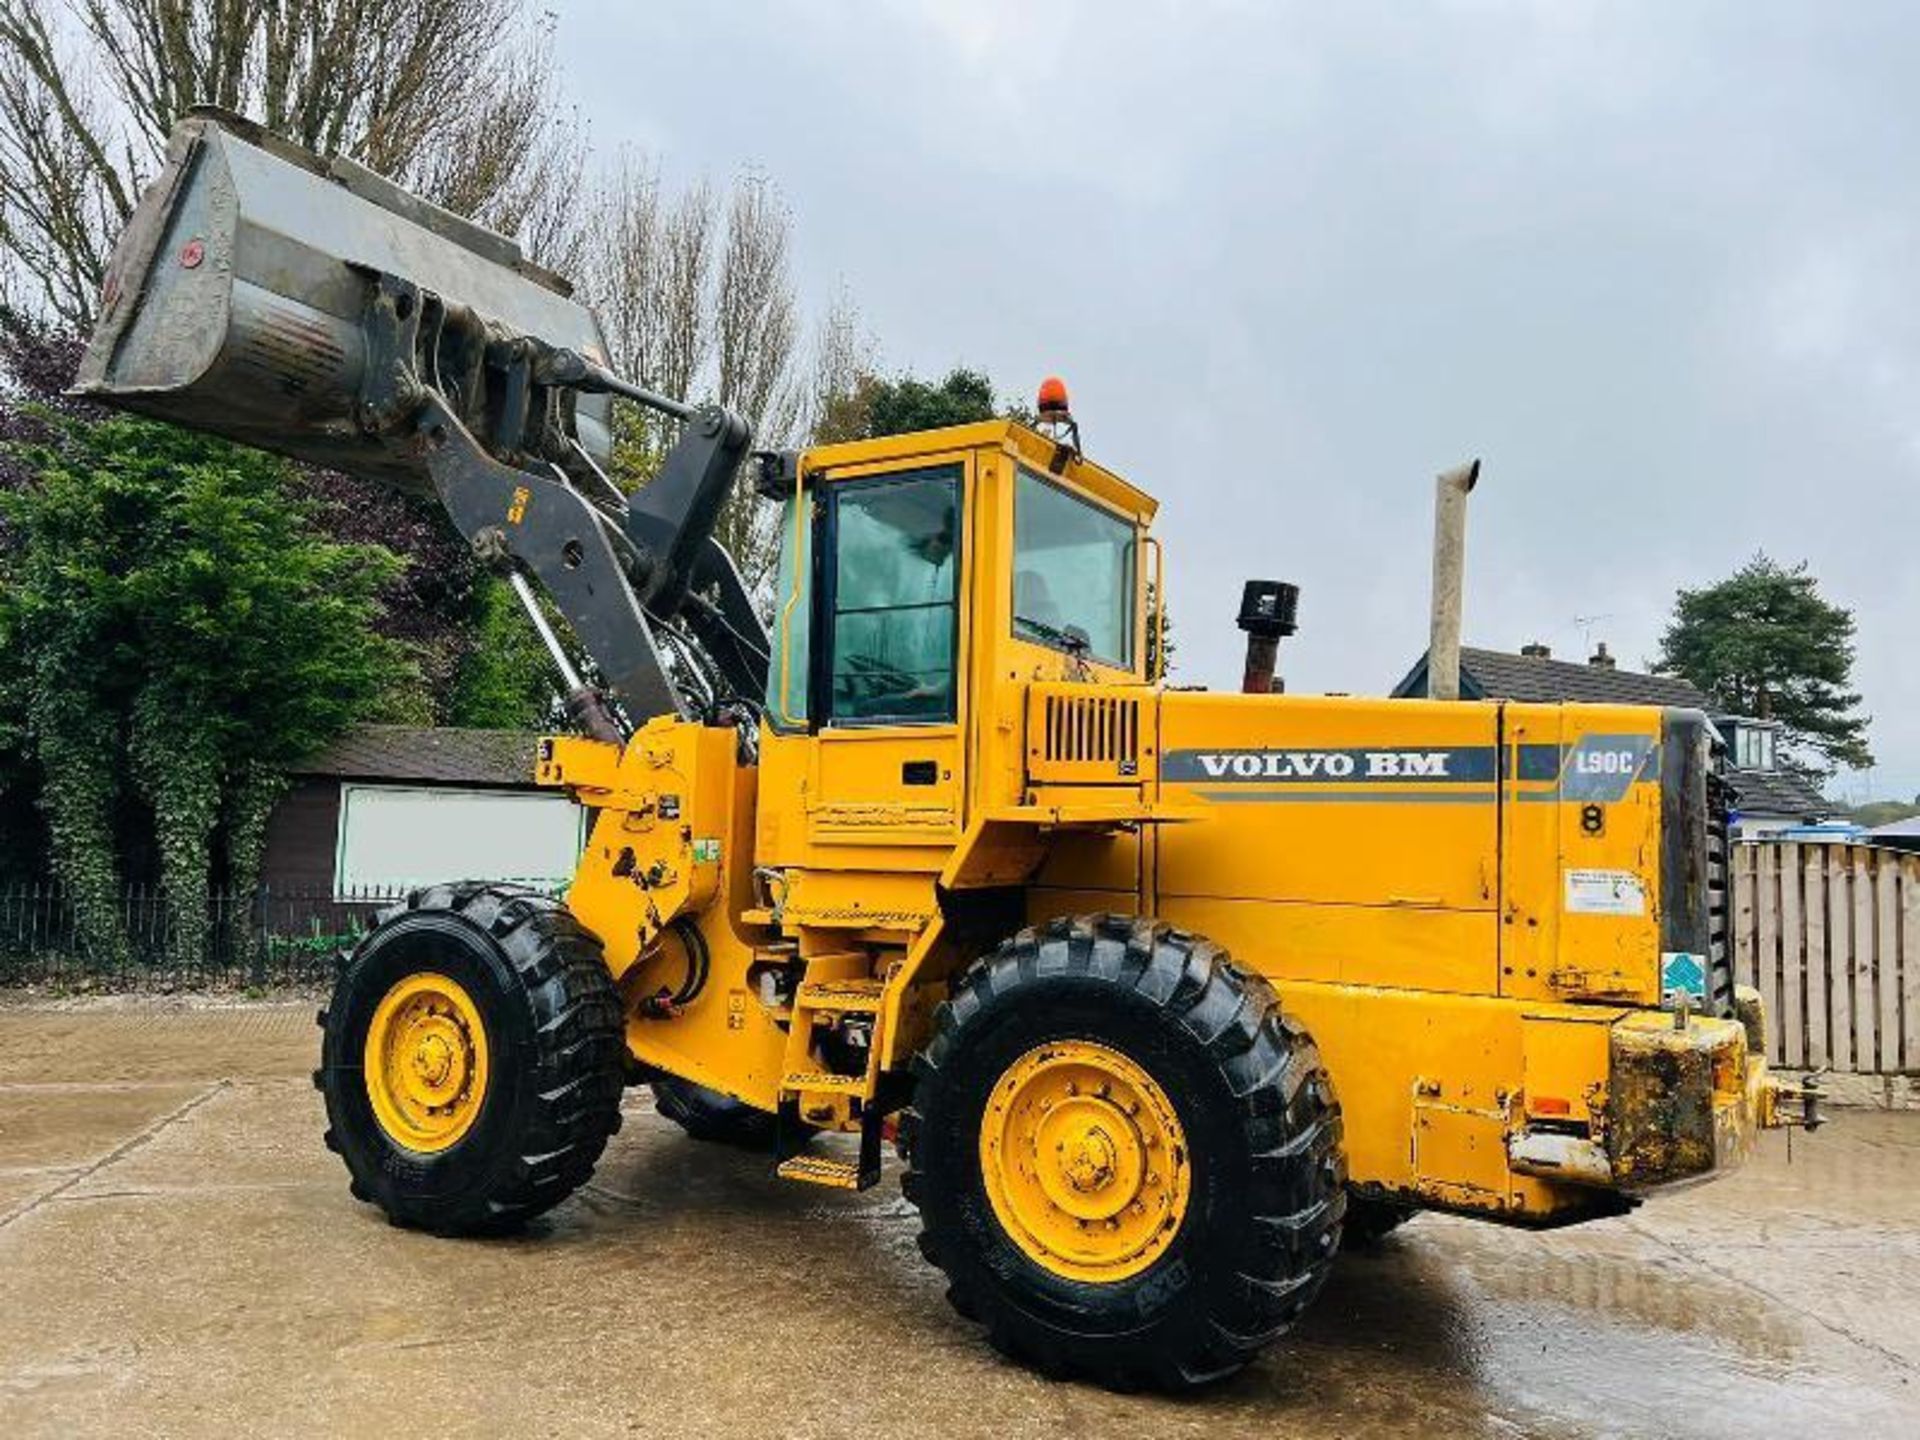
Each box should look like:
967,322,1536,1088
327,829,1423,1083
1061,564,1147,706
0,883,406,989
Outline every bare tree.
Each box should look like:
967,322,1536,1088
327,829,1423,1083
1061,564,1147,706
804,282,877,444
654,178,717,404
0,0,584,329
576,152,717,494
581,154,663,382
715,173,799,441
0,3,129,325
707,174,798,584
576,159,862,595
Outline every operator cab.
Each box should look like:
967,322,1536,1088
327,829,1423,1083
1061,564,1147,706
755,404,1159,865
763,419,1157,732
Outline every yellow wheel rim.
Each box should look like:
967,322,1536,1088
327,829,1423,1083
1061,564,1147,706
362,972,490,1153
979,1040,1190,1283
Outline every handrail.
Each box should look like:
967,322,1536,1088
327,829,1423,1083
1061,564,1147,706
1144,534,1166,683
775,463,808,720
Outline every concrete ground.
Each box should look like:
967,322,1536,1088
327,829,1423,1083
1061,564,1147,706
0,1001,1915,1440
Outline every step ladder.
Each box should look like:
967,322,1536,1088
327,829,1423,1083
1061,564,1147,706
774,970,888,1191
774,1109,884,1192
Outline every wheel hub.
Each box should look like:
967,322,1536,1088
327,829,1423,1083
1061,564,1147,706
405,1020,468,1097
363,972,489,1153
413,1032,452,1087
1058,1116,1119,1193
979,1041,1190,1283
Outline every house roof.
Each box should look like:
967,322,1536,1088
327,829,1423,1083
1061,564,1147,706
1724,767,1831,821
1869,816,1920,839
293,725,542,787
1393,646,1711,709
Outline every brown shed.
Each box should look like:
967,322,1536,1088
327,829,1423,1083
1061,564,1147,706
259,726,579,898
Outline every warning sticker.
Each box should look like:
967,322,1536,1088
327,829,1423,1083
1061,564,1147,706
1564,868,1646,917
1662,952,1707,999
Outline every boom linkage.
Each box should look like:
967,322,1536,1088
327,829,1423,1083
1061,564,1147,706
357,271,769,732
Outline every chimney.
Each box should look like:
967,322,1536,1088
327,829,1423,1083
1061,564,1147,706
1520,641,1551,659
1589,642,1616,671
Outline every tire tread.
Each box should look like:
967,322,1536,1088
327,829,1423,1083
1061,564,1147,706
319,881,625,1234
899,912,1345,1392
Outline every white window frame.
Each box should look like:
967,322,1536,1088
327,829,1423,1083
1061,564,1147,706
332,783,587,899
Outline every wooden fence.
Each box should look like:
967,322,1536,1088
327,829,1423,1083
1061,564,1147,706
1732,841,1920,1075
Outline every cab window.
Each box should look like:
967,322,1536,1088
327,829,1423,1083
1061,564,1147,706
823,467,961,724
763,491,812,730
1012,468,1135,667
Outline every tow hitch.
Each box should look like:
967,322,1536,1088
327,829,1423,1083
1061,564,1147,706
1765,1068,1826,1131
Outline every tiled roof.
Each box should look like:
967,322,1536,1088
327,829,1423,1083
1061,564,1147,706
1458,647,1712,707
1724,767,1831,821
293,725,541,786
1394,646,1711,709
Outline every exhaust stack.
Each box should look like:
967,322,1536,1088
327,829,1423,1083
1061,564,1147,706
1236,580,1299,694
1426,459,1481,701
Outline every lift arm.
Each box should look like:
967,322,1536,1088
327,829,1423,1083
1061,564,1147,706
358,269,767,729
75,110,768,737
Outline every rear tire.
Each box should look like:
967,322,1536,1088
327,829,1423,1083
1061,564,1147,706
1341,1193,1416,1250
316,882,626,1234
650,1077,780,1148
901,914,1345,1391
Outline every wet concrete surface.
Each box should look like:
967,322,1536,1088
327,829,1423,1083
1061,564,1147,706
0,999,1914,1438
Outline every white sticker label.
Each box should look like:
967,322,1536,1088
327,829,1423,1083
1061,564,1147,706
1565,868,1646,916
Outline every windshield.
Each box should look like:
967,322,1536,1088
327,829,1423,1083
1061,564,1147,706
1012,468,1136,667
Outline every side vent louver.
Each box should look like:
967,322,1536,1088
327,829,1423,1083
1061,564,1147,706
1029,689,1147,784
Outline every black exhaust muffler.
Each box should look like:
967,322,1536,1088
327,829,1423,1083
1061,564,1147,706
1236,580,1299,694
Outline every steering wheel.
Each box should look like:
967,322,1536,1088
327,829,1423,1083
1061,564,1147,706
843,652,919,697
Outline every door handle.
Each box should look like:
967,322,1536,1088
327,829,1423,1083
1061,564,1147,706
902,760,938,786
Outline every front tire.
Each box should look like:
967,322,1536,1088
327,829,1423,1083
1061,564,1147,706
901,915,1345,1390
316,882,626,1234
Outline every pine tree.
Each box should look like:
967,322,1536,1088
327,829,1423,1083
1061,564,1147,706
1656,553,1871,778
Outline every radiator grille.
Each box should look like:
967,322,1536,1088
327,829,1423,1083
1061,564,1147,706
1038,692,1141,776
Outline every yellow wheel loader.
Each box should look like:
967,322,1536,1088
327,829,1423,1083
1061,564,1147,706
78,110,1820,1391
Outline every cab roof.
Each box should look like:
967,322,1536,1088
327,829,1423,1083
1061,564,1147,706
801,419,1158,525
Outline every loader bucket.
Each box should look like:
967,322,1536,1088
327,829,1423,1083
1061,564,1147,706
73,107,611,495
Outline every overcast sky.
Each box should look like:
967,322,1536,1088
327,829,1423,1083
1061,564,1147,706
560,1,1918,799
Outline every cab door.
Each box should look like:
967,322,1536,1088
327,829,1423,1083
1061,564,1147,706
805,456,970,857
